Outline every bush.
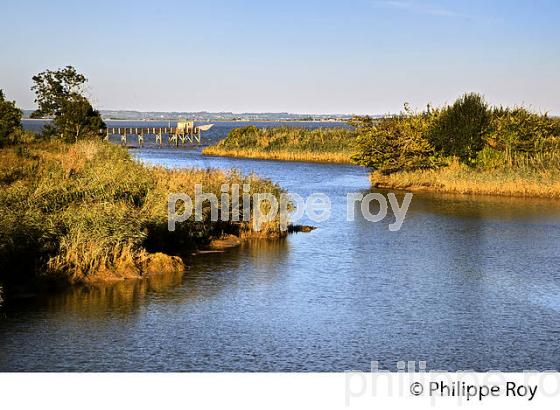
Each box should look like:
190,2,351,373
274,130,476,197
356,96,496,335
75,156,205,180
0,90,23,147
486,107,560,164
351,110,441,175
3,128,37,145
428,93,491,162
352,93,560,180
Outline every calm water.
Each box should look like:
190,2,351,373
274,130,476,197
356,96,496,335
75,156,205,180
2,122,560,371
21,119,349,147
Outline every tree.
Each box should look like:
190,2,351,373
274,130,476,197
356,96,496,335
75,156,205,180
428,93,491,162
0,89,23,146
351,109,439,175
31,66,105,141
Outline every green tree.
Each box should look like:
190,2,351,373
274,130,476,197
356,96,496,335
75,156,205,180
351,109,439,175
0,89,23,146
31,66,105,141
428,93,491,162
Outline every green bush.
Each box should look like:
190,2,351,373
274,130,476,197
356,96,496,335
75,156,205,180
351,110,441,175
353,93,560,176
486,107,560,164
0,90,23,147
475,146,506,169
428,93,491,162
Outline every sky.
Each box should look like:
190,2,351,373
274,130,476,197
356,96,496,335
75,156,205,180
1,0,559,114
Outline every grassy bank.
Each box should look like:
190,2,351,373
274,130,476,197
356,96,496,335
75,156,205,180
0,140,286,286
203,125,356,164
372,161,560,199
352,94,560,199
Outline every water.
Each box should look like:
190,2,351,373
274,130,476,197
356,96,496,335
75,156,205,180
22,119,349,147
2,123,560,371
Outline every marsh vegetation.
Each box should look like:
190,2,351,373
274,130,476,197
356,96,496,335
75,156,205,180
0,140,286,286
352,94,560,198
0,67,287,288
203,125,356,163
204,94,560,198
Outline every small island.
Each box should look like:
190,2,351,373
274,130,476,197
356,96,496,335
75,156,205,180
204,94,560,198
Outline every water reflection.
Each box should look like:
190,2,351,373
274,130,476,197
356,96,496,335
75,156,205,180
1,271,183,318
1,239,290,317
408,190,560,221
2,145,560,371
180,239,290,302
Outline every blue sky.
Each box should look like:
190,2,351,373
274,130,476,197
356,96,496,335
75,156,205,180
1,0,559,114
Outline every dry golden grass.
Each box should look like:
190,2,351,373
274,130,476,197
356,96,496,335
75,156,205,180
372,161,560,199
203,146,353,164
0,139,287,285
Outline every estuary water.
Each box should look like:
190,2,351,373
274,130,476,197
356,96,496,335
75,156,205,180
1,121,560,371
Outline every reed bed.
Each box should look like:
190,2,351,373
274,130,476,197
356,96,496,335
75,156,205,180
0,140,286,285
372,160,560,199
203,146,352,164
203,125,356,164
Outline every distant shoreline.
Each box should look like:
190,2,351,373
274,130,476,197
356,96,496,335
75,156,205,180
23,118,349,123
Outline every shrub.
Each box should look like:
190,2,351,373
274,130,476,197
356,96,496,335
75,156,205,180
475,146,506,169
0,89,23,146
486,107,560,165
351,110,441,175
4,128,37,145
428,93,491,162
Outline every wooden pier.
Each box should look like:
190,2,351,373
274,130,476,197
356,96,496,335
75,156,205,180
104,122,213,147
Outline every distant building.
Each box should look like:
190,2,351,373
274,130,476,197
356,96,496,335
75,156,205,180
177,120,194,132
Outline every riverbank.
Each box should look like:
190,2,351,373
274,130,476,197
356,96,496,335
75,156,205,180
202,125,356,164
349,95,560,200
371,164,560,199
203,146,353,164
0,140,287,287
